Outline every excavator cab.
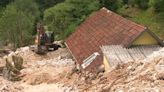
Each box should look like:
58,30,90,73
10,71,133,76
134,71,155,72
34,23,61,54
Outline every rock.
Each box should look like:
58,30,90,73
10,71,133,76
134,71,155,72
97,72,104,78
156,73,164,80
155,65,164,73
161,87,164,92
127,66,132,70
58,56,62,60
54,40,65,48
2,55,23,81
118,90,124,92
8,52,15,57
97,65,105,73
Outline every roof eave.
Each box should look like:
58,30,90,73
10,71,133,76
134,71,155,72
146,29,164,47
126,29,146,48
126,28,164,47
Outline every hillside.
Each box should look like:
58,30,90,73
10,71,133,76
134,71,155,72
118,7,164,39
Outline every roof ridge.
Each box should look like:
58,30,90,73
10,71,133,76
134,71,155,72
101,7,112,13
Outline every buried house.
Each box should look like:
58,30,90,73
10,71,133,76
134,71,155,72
101,45,163,71
65,7,164,71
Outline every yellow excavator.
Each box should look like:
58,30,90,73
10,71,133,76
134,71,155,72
33,23,61,54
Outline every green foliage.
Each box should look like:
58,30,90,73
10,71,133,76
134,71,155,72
44,0,100,40
100,0,123,11
0,0,14,7
136,0,149,9
66,0,100,19
35,0,64,18
44,3,73,38
127,0,135,6
35,0,64,11
0,7,4,17
127,0,149,9
61,21,79,40
13,0,40,19
122,0,129,4
118,7,164,39
0,0,40,48
149,0,164,12
1,0,164,48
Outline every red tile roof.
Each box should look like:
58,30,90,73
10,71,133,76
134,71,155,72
65,7,164,70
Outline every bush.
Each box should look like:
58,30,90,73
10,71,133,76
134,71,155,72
149,0,164,12
0,0,14,7
126,0,149,9
100,0,123,11
44,3,74,39
122,0,129,4
44,0,100,40
0,0,40,48
133,0,150,9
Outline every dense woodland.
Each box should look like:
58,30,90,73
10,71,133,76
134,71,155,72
0,0,164,48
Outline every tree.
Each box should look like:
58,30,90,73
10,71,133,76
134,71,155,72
0,0,40,48
122,0,149,9
100,0,123,11
44,3,73,39
135,0,149,9
66,0,100,20
0,0,14,7
13,0,40,19
149,0,164,12
35,0,64,11
44,0,100,39
13,0,40,34
35,0,64,18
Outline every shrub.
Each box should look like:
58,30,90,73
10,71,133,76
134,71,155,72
100,0,123,11
44,0,100,40
126,0,149,9
150,0,164,12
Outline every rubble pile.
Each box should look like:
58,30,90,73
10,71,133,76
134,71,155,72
0,76,78,92
0,45,164,92
0,46,78,92
55,48,164,92
22,83,78,92
0,77,23,92
108,48,164,92
21,58,75,85
15,46,72,62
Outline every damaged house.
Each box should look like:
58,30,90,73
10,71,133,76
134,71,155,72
65,7,164,71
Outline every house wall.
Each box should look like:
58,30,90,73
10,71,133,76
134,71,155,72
132,32,158,45
103,55,110,71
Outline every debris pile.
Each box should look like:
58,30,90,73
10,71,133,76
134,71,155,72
21,58,75,85
22,83,78,92
54,47,164,92
15,46,72,62
3,55,23,81
0,76,78,92
0,45,164,92
0,46,78,92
